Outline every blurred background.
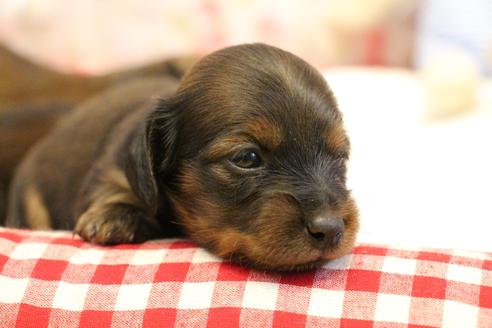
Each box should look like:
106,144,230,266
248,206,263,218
1,0,491,251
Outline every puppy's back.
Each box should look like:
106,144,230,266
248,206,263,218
7,77,179,229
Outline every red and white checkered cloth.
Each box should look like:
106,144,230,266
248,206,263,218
0,227,491,327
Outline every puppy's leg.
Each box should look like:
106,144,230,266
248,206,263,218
75,169,160,245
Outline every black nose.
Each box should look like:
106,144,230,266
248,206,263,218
306,217,344,248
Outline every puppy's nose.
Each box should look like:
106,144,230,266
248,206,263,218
306,217,344,248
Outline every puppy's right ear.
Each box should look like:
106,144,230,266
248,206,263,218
123,97,181,214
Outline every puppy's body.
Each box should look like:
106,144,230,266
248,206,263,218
8,77,179,235
0,45,197,221
7,44,358,271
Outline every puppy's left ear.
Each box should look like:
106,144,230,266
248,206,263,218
123,97,181,214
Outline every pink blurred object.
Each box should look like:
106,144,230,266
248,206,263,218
0,0,418,74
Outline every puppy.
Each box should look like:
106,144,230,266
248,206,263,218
7,44,359,271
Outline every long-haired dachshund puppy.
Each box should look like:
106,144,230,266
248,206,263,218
7,44,359,271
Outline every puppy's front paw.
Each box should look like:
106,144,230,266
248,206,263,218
75,204,160,245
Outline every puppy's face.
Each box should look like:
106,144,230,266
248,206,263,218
152,44,358,271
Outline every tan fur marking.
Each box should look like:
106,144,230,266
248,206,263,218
325,124,349,154
206,118,282,161
206,136,250,160
244,118,283,150
24,185,51,229
88,169,142,209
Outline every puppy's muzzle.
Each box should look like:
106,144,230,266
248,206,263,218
306,216,344,249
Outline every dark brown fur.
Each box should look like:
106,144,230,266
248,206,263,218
0,44,196,219
7,44,358,271
0,45,196,178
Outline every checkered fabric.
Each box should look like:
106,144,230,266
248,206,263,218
0,228,490,328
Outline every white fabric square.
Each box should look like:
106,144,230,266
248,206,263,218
53,281,89,311
129,249,168,265
382,256,417,275
446,264,482,285
308,289,344,317
374,293,411,323
69,249,105,265
0,238,15,256
178,282,215,309
0,276,29,303
323,254,352,270
164,249,194,263
115,283,153,311
191,248,222,263
10,243,47,259
442,300,478,328
242,281,279,310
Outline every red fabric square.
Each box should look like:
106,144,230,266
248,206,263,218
417,251,451,263
90,264,128,284
216,263,250,281
0,231,24,243
279,271,315,287
79,310,113,328
207,307,241,327
31,259,68,281
143,308,177,327
480,285,492,309
340,318,373,328
412,276,447,299
154,262,190,282
272,311,307,328
168,241,197,249
345,269,381,292
16,304,50,328
0,253,8,271
111,243,140,250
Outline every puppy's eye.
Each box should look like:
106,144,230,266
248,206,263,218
230,149,263,169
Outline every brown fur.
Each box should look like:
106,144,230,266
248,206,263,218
0,44,197,221
7,44,359,271
24,185,51,229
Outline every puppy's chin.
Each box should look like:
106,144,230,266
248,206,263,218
228,236,356,272
232,254,327,273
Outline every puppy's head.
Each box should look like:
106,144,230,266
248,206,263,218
139,44,358,271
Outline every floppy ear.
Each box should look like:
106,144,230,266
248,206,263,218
123,98,180,214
